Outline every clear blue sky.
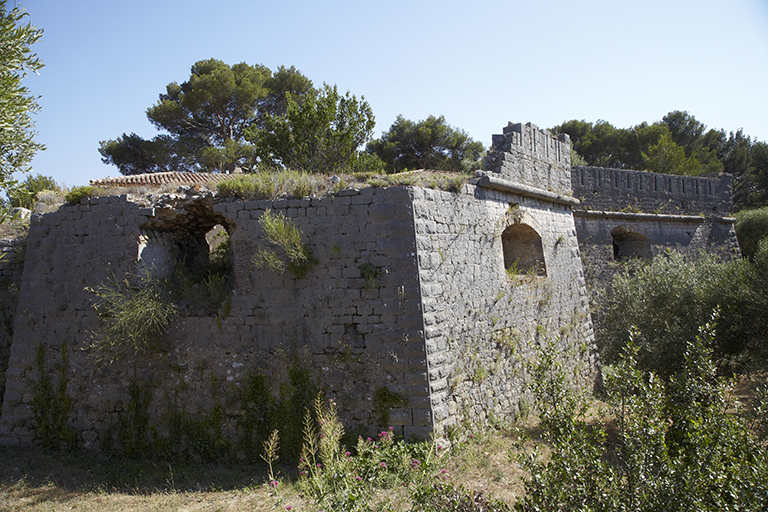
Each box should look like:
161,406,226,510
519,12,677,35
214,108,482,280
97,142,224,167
18,0,768,187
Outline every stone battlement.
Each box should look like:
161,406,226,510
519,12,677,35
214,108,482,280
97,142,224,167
572,166,732,216
483,122,572,196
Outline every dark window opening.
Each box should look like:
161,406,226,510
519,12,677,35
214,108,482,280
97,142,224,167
611,226,651,261
502,224,546,277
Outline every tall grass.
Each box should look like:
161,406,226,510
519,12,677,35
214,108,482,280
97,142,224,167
217,170,331,199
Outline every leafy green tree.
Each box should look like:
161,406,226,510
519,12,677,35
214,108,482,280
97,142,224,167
553,120,630,168
367,115,484,173
740,141,768,208
662,110,724,174
248,84,376,174
99,60,315,174
258,65,315,123
0,0,43,186
641,132,702,175
9,173,58,209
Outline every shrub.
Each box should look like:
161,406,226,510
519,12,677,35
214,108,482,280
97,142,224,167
596,250,768,376
516,320,768,511
64,185,96,204
9,173,60,209
87,269,177,363
735,206,768,260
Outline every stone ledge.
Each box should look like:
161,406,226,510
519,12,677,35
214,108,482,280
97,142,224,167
573,209,736,224
473,174,580,207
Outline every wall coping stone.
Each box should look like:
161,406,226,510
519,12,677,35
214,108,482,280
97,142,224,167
573,209,736,224
473,174,580,206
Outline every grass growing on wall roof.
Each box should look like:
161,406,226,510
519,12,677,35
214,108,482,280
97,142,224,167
217,169,471,199
216,169,333,200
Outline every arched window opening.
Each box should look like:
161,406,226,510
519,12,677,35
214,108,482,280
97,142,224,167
611,226,651,261
501,224,546,277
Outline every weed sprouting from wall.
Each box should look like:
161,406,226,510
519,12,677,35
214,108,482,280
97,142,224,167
88,236,234,363
100,358,320,462
239,372,274,459
373,386,406,426
31,343,77,450
275,360,320,460
358,262,382,289
115,375,152,458
87,269,178,364
253,209,317,278
165,396,229,461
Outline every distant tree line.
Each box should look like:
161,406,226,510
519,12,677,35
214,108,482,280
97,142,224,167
99,59,485,177
553,111,768,211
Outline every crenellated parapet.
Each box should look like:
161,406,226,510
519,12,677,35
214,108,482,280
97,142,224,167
572,166,733,216
482,122,572,196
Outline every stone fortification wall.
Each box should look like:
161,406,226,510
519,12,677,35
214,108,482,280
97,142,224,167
412,185,596,434
0,238,24,412
484,122,572,196
0,187,432,450
572,166,733,215
575,211,740,293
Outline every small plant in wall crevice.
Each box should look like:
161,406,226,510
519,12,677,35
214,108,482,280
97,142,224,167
359,262,383,289
253,209,317,278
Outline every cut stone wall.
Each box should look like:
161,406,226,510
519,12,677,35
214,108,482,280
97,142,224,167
0,238,24,412
412,185,597,434
484,122,572,196
572,166,733,215
0,120,738,453
0,188,432,449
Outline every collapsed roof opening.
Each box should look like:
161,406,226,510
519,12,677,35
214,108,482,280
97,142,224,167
502,223,546,277
137,199,234,315
138,199,233,276
611,226,651,261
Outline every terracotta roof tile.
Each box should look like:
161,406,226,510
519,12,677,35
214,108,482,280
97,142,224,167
90,172,230,188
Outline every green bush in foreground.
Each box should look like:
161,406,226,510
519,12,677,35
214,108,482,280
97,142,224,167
516,320,768,511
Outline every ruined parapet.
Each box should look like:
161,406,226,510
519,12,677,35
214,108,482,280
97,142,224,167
482,122,572,196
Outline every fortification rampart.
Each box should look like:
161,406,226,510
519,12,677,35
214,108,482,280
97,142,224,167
0,169,598,453
572,166,733,215
2,118,740,455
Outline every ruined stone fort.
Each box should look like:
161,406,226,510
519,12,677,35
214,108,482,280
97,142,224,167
0,122,739,453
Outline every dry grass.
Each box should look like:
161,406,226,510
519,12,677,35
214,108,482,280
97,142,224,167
0,424,539,511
